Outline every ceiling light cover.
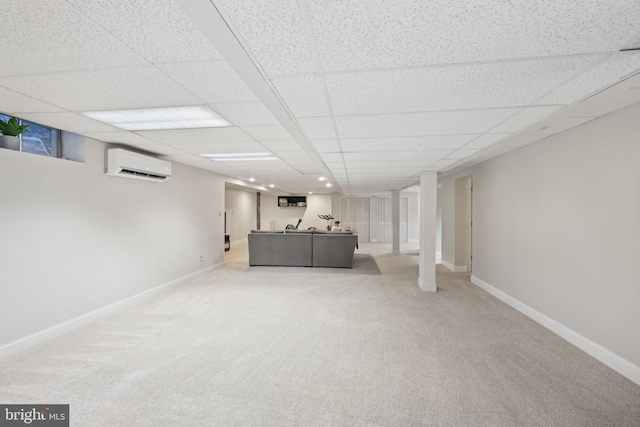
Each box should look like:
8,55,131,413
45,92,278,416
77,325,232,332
82,106,230,130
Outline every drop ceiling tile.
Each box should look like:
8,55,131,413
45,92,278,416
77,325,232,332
433,159,458,167
271,75,330,117
537,52,640,105
463,134,511,149
344,160,432,169
491,106,565,133
532,117,596,135
343,151,446,162
67,0,222,64
0,67,201,111
160,61,257,104
210,102,279,126
308,0,640,71
485,146,518,157
136,127,253,145
341,135,476,152
326,56,598,115
215,0,316,75
179,142,269,154
17,112,120,133
275,151,314,161
445,149,479,160
320,153,343,162
0,0,146,76
335,109,519,139
298,117,337,139
311,139,341,153
81,131,159,145
0,88,65,114
259,140,300,152
566,88,640,117
499,134,547,148
242,125,292,141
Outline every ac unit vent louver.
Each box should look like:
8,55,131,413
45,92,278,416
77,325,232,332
105,148,172,182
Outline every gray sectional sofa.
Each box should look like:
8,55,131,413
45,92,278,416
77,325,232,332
248,229,358,268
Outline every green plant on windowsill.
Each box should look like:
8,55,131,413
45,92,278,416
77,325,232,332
0,117,30,151
0,116,29,136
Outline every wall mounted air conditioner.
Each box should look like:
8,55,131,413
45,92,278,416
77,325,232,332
105,148,172,182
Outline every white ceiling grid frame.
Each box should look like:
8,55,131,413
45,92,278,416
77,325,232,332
135,127,255,145
335,108,521,139
537,52,640,105
176,0,341,193
15,112,122,134
159,61,259,104
324,55,600,115
306,0,640,72
0,0,147,76
209,102,280,126
65,0,223,65
340,135,477,152
0,87,65,114
0,66,203,111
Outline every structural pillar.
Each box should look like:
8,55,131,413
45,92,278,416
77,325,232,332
418,171,437,292
391,189,400,255
256,192,261,230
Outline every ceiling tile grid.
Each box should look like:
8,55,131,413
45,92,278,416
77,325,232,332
0,66,202,111
160,61,258,104
215,0,317,75
135,127,254,145
210,102,279,126
307,0,640,71
0,0,147,76
66,0,222,64
335,109,520,139
0,87,65,114
271,75,331,117
536,52,640,105
325,56,598,115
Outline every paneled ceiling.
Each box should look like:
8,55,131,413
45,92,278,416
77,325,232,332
1,0,639,195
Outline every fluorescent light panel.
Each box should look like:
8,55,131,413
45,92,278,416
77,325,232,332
82,106,230,130
199,152,278,161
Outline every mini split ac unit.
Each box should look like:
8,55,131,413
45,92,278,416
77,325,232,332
105,148,172,182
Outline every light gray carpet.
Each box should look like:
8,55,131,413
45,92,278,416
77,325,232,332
0,242,638,426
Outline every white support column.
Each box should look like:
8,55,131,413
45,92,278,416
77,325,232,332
419,171,437,292
391,189,400,255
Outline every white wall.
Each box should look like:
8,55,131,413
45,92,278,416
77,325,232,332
439,103,640,372
261,193,332,230
0,137,225,347
225,187,257,242
404,191,420,242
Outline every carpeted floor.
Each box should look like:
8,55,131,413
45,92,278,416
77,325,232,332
0,241,638,426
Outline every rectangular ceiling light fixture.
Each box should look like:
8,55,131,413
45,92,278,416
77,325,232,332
200,152,279,161
82,106,231,131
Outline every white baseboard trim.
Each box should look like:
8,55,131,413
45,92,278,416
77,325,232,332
441,259,467,272
470,275,640,386
435,252,442,264
0,262,225,360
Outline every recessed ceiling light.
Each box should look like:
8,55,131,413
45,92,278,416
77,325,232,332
325,183,332,188
82,106,230,131
249,177,255,182
318,176,326,181
269,184,275,188
199,152,278,161
309,192,313,194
